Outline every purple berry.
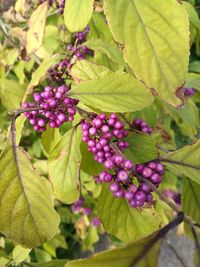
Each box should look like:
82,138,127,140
110,183,120,193
117,170,128,181
142,167,153,178
134,191,146,202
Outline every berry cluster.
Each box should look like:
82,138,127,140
96,161,164,208
132,118,153,134
81,113,129,164
39,0,65,14
74,26,90,43
183,87,197,97
24,85,78,132
48,59,71,83
47,25,92,83
48,46,93,83
82,113,164,208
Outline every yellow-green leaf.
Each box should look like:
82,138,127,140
182,178,200,225
48,127,82,204
104,0,190,107
71,60,109,81
64,0,94,32
0,136,60,248
97,184,162,243
161,140,200,184
26,2,48,55
68,71,154,113
12,245,31,264
0,78,25,109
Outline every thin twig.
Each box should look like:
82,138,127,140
8,107,43,117
165,238,188,267
129,212,185,267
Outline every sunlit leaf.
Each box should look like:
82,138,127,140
68,71,154,113
0,135,60,248
26,2,48,55
64,0,94,32
12,245,31,264
161,140,200,184
104,0,189,107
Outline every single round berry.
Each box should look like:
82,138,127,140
110,183,120,193
117,170,128,182
142,167,153,178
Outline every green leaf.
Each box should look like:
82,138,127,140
68,72,154,113
64,0,94,32
183,2,200,30
185,72,200,91
71,60,109,82
83,226,99,251
189,61,200,73
0,78,25,109
97,184,162,243
12,245,31,264
89,12,112,42
48,127,82,204
164,101,199,138
80,142,103,176
182,178,200,225
16,115,26,145
26,54,61,97
65,236,160,267
124,133,159,163
85,39,125,66
161,140,200,184
104,0,189,107
26,2,48,55
41,126,61,156
0,137,60,248
34,248,52,262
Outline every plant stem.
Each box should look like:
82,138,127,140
8,107,43,117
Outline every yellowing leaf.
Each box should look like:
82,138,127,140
104,0,190,107
0,78,26,109
68,71,154,113
12,245,31,264
26,2,48,55
0,136,60,248
71,60,109,82
64,0,94,32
